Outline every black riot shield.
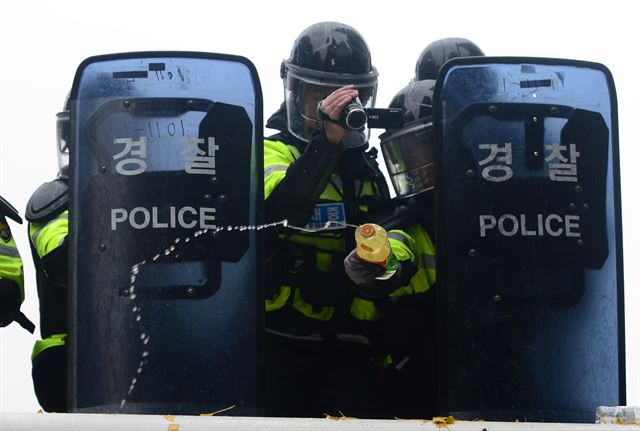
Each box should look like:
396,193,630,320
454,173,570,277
434,58,624,422
68,52,263,415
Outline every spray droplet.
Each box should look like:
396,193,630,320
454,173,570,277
132,306,138,312
283,219,288,227
137,367,143,374
143,336,150,345
132,378,137,384
227,226,233,231
152,254,160,261
120,399,126,408
164,249,171,255
142,351,149,358
174,238,181,244
185,237,191,243
140,333,146,340
135,315,142,322
129,293,137,300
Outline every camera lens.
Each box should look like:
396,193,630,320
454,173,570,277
341,98,367,130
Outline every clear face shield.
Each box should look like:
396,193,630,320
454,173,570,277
56,109,70,176
380,117,434,197
284,66,377,145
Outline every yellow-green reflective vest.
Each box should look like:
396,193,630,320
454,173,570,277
264,139,436,323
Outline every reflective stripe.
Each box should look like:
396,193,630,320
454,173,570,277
265,286,291,312
421,253,436,270
31,333,66,360
266,328,323,342
335,333,371,346
394,355,411,371
30,212,68,250
388,231,410,247
267,329,371,346
292,288,334,321
0,244,20,258
0,235,24,295
264,164,288,177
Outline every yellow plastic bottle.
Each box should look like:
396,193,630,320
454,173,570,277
354,223,399,280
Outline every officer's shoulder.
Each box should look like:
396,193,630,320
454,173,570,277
26,178,69,224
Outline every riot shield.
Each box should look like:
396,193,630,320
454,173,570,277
69,52,263,415
434,58,624,422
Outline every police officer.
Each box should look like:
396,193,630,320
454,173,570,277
365,79,440,418
25,100,70,412
415,37,484,81
263,21,435,418
0,195,34,333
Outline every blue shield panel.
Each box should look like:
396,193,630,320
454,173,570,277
434,58,624,422
69,52,263,415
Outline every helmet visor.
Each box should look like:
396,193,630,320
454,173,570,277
380,118,434,197
56,110,70,172
284,67,376,142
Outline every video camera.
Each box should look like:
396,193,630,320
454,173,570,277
340,98,405,130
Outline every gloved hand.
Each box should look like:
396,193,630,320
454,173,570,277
344,249,386,287
0,278,34,332
0,278,21,328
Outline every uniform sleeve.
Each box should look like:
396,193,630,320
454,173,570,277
264,139,296,200
264,135,342,225
388,224,436,297
29,210,68,258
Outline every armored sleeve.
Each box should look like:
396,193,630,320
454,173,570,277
29,210,69,289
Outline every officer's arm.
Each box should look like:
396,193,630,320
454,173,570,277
0,227,24,327
0,220,34,332
264,86,357,225
29,211,68,290
26,178,69,290
265,134,342,225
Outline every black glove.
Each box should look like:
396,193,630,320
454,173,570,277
0,278,35,333
344,249,386,287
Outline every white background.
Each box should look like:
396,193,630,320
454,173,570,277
1,0,638,414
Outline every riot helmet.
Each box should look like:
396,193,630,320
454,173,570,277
281,22,379,143
56,93,70,178
415,38,484,81
380,80,436,197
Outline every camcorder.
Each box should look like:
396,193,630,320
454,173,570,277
340,98,404,130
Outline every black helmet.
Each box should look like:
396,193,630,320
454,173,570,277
388,79,436,125
380,80,437,198
415,38,484,81
281,22,378,142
